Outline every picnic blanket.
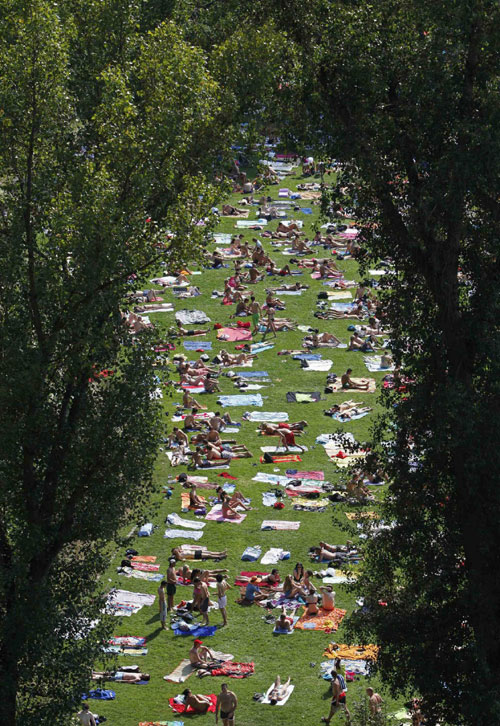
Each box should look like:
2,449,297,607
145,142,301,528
217,394,263,407
286,391,321,403
175,310,210,325
322,643,379,661
216,327,252,341
169,694,217,714
261,520,300,530
205,504,247,524
295,606,347,631
326,378,377,393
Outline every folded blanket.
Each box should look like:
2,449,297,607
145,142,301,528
295,606,347,631
169,693,217,714
261,520,300,531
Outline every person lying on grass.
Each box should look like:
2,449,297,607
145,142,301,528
177,565,229,584
269,281,309,291
348,331,378,352
258,421,308,435
304,331,343,347
236,569,280,588
324,402,372,419
268,675,292,704
171,545,227,562
276,607,296,631
92,670,150,683
219,350,255,366
190,430,237,448
309,542,359,563
181,689,213,713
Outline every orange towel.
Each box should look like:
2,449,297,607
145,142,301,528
181,492,206,509
322,643,379,661
131,556,157,563
295,606,347,632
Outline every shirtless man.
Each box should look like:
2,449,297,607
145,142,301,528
321,670,350,723
77,704,96,726
204,373,221,393
176,320,208,336
182,689,213,713
182,389,207,410
189,638,216,667
168,428,189,447
341,368,370,391
183,409,204,431
216,683,238,726
171,545,227,561
92,670,150,683
366,687,383,715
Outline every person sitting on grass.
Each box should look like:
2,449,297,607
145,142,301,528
183,409,204,431
341,368,371,391
282,574,306,600
243,576,267,604
189,639,217,668
182,389,207,410
215,486,252,511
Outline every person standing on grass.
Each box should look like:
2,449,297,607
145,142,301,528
250,296,261,334
366,687,383,715
216,573,231,627
216,683,238,726
158,580,168,630
321,670,350,724
193,577,210,625
262,305,277,340
166,558,177,612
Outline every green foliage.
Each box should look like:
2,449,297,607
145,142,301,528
0,2,234,724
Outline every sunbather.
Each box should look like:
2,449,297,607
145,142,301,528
181,689,213,713
324,402,372,419
282,574,306,599
268,675,292,704
220,350,254,366
222,204,246,216
183,390,207,410
270,281,309,291
168,428,189,447
307,332,342,347
276,607,294,632
183,410,205,431
176,320,209,336
171,545,227,561
92,670,150,683
188,483,207,508
215,486,251,511
189,639,217,668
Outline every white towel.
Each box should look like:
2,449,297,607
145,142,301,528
163,529,203,540
167,513,205,530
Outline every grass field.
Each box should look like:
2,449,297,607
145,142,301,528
91,166,403,726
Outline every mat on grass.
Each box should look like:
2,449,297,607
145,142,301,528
183,341,212,350
286,391,322,403
327,378,376,393
322,643,379,661
286,470,324,480
216,327,252,341
294,606,347,631
243,411,288,422
175,310,210,325
217,394,263,407
259,454,302,464
260,683,294,705
261,520,300,530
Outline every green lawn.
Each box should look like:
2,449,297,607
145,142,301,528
91,167,402,726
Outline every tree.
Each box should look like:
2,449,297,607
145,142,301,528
224,0,500,722
0,3,230,724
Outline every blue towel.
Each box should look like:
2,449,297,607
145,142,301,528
172,625,217,637
82,689,116,700
237,371,269,378
241,546,262,561
300,207,313,214
217,394,263,407
292,354,322,361
183,341,212,350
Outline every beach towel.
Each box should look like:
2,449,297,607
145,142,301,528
285,486,323,497
292,353,322,361
243,411,288,422
259,454,302,464
164,529,204,540
250,342,274,353
217,394,263,407
262,492,278,506
109,636,146,648
107,589,155,608
241,546,262,561
183,341,212,351
166,513,205,530
104,644,149,655
175,310,210,325
150,275,178,286
322,644,379,661
295,606,347,631
236,371,269,379
163,652,233,683
278,188,289,197
131,556,157,563
82,689,116,700
172,624,218,638
209,661,255,678
286,391,321,403
300,207,313,214
326,291,353,300
368,269,389,276
292,496,329,510
260,683,294,705
235,219,267,228
345,511,379,521
216,327,252,341
326,378,377,393
180,492,206,511
138,523,153,537
169,694,217,714
261,547,288,564
286,470,324,480
261,520,300,531
205,504,247,524
139,722,184,726
363,355,395,372
324,442,368,468
332,411,371,422
213,233,232,244
302,360,333,371
130,562,160,572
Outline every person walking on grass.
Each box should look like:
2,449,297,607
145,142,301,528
166,558,177,612
158,580,168,630
321,670,350,724
216,683,238,726
216,573,231,627
250,296,261,334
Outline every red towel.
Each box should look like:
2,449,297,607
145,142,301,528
169,694,217,714
210,661,255,678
